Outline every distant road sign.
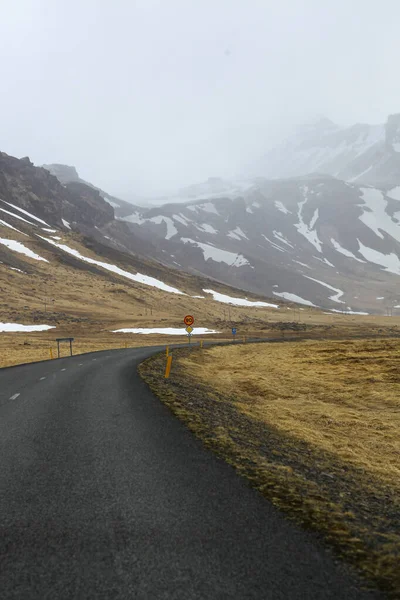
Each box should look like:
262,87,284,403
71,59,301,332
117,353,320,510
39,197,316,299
185,325,193,334
184,315,194,326
232,327,237,335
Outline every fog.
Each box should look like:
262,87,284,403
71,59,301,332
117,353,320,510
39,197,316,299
1,0,399,200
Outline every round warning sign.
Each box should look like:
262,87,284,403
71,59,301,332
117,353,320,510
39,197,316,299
184,315,194,326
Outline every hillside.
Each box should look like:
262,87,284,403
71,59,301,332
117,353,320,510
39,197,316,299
1,151,309,366
39,150,400,314
113,175,400,314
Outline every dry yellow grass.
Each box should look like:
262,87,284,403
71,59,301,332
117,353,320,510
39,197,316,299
139,338,400,595
3,223,400,370
180,339,400,488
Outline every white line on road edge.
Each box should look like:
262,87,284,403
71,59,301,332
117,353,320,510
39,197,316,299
40,377,46,380
79,363,83,366
9,393,20,400
61,368,66,371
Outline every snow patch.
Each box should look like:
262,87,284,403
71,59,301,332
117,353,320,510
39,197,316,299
1,201,49,225
198,202,219,215
0,323,55,332
294,194,323,252
0,219,27,236
120,211,144,224
148,216,178,240
313,256,335,268
304,275,344,303
172,214,190,226
273,231,294,248
292,260,311,269
38,237,184,294
358,187,400,243
181,239,250,267
387,186,400,201
0,206,39,226
261,235,286,253
275,201,291,215
203,289,279,308
273,291,316,306
112,327,218,335
196,223,219,234
357,239,400,275
309,208,319,229
0,238,48,262
62,219,71,230
232,226,249,240
330,238,365,262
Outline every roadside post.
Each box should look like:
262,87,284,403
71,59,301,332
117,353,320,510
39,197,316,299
166,345,169,357
184,315,195,346
232,327,237,342
186,325,193,344
165,355,172,378
49,348,54,359
56,337,74,358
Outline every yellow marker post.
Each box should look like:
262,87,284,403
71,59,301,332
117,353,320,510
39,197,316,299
165,355,172,378
49,348,54,360
166,345,169,357
200,340,203,349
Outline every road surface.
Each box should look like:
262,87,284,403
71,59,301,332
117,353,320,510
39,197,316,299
0,347,382,599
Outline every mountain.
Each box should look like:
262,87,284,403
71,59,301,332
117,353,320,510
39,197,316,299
0,152,288,336
42,163,140,218
249,114,400,187
115,174,400,313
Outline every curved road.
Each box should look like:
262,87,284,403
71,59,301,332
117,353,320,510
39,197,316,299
0,347,381,599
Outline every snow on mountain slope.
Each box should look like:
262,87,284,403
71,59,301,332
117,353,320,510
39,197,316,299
2,152,288,327
249,114,400,187
38,236,184,294
117,175,400,312
0,238,48,262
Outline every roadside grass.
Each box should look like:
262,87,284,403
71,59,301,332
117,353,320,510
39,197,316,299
139,338,400,597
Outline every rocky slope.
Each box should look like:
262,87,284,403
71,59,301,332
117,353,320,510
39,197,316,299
28,111,400,315
1,152,290,336
115,175,400,313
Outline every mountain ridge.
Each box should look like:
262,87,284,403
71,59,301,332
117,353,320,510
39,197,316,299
248,113,400,187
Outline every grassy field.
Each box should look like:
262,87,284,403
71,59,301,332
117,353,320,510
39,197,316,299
139,338,400,597
3,223,400,368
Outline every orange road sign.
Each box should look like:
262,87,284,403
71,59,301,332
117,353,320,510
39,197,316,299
184,315,194,326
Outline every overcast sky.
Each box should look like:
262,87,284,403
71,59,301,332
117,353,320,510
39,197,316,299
1,0,400,198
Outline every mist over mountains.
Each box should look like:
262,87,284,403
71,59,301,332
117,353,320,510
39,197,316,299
35,112,400,314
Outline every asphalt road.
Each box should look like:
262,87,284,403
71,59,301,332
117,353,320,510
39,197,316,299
0,347,382,599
